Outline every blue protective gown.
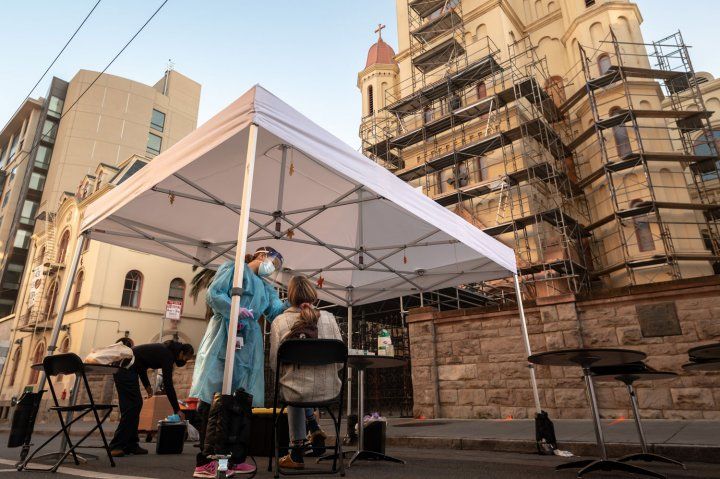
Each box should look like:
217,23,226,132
189,261,287,406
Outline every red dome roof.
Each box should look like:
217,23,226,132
365,37,396,68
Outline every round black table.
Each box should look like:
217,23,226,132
687,343,720,361
347,355,406,466
29,362,119,464
593,369,683,470
529,349,660,478
682,359,720,372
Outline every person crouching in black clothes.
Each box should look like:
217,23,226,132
110,340,194,457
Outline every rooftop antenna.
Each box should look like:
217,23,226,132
163,58,174,95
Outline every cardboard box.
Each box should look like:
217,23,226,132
139,395,174,431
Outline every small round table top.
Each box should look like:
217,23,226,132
528,348,647,368
682,360,720,372
593,371,678,383
688,343,720,361
31,362,120,374
348,355,407,370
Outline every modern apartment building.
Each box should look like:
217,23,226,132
0,69,200,318
358,0,720,302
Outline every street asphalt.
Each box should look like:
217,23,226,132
1,436,720,479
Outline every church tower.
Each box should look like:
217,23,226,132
358,25,399,147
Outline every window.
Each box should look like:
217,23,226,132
28,342,45,384
20,200,38,225
476,156,488,182
423,106,433,124
121,270,143,308
151,109,166,132
56,336,71,380
8,346,21,387
4,263,24,290
8,133,20,160
44,281,59,319
48,96,64,118
42,120,58,142
57,230,70,263
630,199,655,252
29,172,46,191
476,82,487,100
117,160,147,184
598,54,612,75
168,278,185,301
13,230,31,249
546,76,566,107
367,86,374,115
9,167,17,183
610,108,632,158
694,130,720,180
96,172,104,191
449,94,461,111
585,0,595,6
72,271,84,309
146,132,162,156
2,191,11,208
168,278,186,315
702,230,715,252
35,145,52,169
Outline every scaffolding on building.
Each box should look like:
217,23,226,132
361,7,719,300
569,30,720,287
361,17,592,301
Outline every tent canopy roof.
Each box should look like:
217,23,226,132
81,85,516,306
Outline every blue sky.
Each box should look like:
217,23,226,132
0,1,717,149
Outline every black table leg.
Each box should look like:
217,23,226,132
619,383,685,469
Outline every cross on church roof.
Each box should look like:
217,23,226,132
375,23,386,40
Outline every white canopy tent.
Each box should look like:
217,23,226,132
42,85,540,412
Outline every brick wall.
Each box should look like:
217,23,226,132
407,276,720,420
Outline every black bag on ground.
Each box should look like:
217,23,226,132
8,392,44,449
156,420,187,454
203,388,253,460
535,410,557,455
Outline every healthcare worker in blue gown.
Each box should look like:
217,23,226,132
191,246,288,477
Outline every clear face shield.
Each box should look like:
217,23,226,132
255,247,284,284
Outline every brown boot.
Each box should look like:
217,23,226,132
279,454,304,470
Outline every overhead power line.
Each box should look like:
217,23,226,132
6,0,103,124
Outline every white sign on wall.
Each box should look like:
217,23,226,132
27,266,44,308
165,300,183,321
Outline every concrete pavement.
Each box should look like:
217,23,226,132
1,438,720,479
382,418,720,463
3,417,720,463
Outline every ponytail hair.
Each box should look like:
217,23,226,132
287,276,320,338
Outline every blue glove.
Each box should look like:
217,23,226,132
166,414,181,423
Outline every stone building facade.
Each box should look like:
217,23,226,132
408,276,720,420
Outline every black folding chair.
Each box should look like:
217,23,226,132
270,339,348,478
18,353,116,472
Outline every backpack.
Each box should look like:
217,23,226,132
204,388,253,461
84,342,134,368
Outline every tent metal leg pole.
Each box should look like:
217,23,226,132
346,305,353,417
513,273,542,415
38,233,87,391
221,123,259,395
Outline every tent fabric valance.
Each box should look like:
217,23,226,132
80,85,516,306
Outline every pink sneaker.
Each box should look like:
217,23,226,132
193,461,217,478
227,462,257,476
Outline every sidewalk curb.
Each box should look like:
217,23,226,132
5,427,719,465
386,436,720,464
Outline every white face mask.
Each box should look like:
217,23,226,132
258,259,275,277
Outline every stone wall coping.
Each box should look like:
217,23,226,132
406,275,720,325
